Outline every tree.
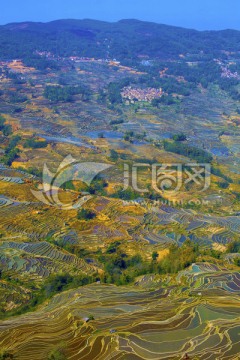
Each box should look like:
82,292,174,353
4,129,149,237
47,349,66,360
3,125,12,136
0,350,14,360
158,240,198,274
172,133,187,142
227,241,240,254
152,251,159,261
109,149,119,162
23,138,47,149
234,258,240,267
77,208,96,221
0,115,5,129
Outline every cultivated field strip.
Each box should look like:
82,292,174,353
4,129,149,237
0,269,239,359
0,241,95,277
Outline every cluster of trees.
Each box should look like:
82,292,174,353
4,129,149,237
24,56,60,71
2,135,21,166
6,72,26,85
123,131,134,142
140,73,193,96
112,186,140,201
162,61,220,88
99,242,148,285
16,166,42,178
139,56,240,101
0,115,12,137
47,348,66,360
44,273,93,297
172,133,187,142
234,258,240,267
77,208,96,221
151,94,177,107
60,180,75,191
218,78,240,100
161,60,240,100
44,85,91,102
23,138,48,149
88,176,108,195
2,235,240,321
163,140,213,163
155,241,199,274
109,119,124,125
2,19,240,61
8,93,28,104
107,78,133,105
227,240,240,254
0,271,96,320
212,166,233,184
98,239,199,285
0,350,14,359
226,241,240,267
76,176,108,196
109,149,119,162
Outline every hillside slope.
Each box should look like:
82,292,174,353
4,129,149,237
0,19,240,60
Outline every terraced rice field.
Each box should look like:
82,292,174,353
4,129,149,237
0,262,239,360
0,241,96,278
1,59,240,359
129,203,240,248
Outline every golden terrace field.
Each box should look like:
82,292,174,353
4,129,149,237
0,56,240,360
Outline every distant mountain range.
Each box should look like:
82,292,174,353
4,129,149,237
0,19,240,61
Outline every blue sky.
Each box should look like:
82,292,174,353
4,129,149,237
1,0,240,30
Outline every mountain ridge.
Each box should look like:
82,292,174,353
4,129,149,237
0,19,240,61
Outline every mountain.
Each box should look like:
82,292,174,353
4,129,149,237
0,18,240,61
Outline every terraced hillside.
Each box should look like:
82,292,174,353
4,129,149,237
0,262,240,359
1,18,240,360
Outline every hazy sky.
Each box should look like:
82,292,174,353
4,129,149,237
1,0,240,30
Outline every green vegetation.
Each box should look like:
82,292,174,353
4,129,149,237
2,135,21,166
1,19,240,62
0,351,14,360
24,56,60,71
152,251,159,261
9,94,28,104
99,251,147,285
163,140,213,163
88,177,108,195
23,138,47,149
227,240,240,254
77,208,96,221
151,94,177,106
112,186,140,200
109,149,119,162
106,241,121,254
234,257,240,266
44,273,93,297
1,18,240,360
212,166,233,183
44,85,91,102
0,115,12,137
172,133,187,142
123,131,134,142
0,273,95,320
47,349,66,360
157,241,199,274
60,180,75,191
109,119,124,125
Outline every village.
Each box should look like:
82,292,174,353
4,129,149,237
221,65,240,80
121,85,163,103
214,58,240,80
